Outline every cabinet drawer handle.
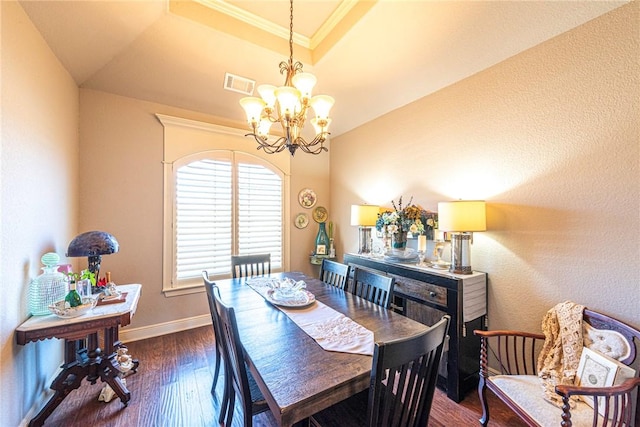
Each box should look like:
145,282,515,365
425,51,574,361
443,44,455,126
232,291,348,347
429,291,437,298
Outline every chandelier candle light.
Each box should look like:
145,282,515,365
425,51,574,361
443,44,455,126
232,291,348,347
437,201,486,274
240,0,335,156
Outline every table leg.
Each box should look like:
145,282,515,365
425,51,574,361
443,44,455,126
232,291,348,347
28,361,86,427
29,332,140,426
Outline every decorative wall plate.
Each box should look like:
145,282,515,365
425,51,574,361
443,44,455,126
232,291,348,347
298,188,317,209
312,206,328,223
294,213,309,229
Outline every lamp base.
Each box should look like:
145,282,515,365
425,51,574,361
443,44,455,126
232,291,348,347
449,232,473,274
357,227,373,254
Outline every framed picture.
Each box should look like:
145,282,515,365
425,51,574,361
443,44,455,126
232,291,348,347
575,347,636,417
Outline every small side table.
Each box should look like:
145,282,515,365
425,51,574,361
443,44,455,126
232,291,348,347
16,284,142,427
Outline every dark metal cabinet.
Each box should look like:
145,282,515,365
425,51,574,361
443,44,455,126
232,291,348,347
344,253,487,402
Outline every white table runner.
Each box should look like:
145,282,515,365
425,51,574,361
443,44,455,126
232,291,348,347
247,278,374,356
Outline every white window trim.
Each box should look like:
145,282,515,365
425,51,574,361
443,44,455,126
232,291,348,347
157,114,291,297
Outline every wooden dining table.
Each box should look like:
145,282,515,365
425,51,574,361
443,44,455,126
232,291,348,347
214,271,430,427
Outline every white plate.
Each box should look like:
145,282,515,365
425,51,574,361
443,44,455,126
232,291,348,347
430,261,451,270
266,290,316,308
294,213,309,229
298,188,317,209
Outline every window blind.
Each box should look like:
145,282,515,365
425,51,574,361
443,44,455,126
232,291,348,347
173,154,283,287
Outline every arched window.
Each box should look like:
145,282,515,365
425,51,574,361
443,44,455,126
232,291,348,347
158,114,290,296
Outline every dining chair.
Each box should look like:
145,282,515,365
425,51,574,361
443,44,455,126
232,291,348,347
202,271,224,399
351,267,395,309
231,253,271,279
210,284,270,427
319,259,350,290
311,315,451,427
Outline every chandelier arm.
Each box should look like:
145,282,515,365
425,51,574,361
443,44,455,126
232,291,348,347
293,135,329,154
245,133,289,154
240,0,333,156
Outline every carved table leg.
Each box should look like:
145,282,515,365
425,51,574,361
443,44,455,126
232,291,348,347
99,352,132,406
28,361,87,427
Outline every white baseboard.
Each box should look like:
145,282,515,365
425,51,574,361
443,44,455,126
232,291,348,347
120,314,212,343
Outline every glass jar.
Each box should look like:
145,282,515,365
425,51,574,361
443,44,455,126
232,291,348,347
29,252,68,316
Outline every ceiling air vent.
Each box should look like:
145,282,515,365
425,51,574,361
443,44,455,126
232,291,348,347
224,72,255,95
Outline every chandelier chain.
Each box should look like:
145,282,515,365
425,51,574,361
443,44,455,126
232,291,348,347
288,0,294,64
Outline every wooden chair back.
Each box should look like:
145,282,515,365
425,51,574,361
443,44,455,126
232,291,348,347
202,271,224,398
231,253,271,279
368,315,450,427
211,285,269,425
319,259,350,290
352,267,395,309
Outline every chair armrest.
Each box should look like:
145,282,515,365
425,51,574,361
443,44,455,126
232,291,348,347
475,329,545,376
555,377,640,398
555,378,640,427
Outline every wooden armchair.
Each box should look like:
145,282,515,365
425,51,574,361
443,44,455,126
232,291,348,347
474,309,640,427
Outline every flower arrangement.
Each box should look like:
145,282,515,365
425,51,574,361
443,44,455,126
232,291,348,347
376,196,437,239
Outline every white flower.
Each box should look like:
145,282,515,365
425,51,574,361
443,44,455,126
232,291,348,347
387,224,398,234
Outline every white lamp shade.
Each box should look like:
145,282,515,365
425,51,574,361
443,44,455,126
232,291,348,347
351,204,380,226
275,86,301,116
239,97,266,124
257,84,277,109
309,95,334,120
311,117,331,135
257,119,272,138
437,201,486,232
291,72,317,99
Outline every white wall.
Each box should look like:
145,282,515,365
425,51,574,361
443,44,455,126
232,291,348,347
330,3,639,332
1,2,79,425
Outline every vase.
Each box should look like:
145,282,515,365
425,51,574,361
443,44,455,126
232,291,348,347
391,231,407,249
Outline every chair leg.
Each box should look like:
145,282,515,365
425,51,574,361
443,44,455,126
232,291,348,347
211,346,222,396
226,391,236,427
219,375,230,425
478,377,490,426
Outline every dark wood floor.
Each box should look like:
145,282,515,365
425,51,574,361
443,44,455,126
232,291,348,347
42,326,526,426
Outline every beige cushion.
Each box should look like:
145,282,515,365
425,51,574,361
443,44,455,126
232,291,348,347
489,375,600,427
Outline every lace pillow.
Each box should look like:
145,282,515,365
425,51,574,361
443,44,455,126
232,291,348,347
583,323,631,361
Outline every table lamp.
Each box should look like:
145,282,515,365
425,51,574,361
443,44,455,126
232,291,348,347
66,230,119,279
351,204,379,254
437,201,486,274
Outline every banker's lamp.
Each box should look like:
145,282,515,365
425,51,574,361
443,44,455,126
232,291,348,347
66,230,119,279
351,204,379,254
437,201,486,274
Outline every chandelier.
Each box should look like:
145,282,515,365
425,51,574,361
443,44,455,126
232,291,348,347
239,0,335,156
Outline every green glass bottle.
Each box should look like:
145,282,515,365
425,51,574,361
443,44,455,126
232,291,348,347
65,281,83,308
315,222,330,255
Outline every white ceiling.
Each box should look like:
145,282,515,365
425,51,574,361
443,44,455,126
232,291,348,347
19,0,626,137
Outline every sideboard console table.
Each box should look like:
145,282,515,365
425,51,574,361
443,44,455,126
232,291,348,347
343,253,487,402
16,284,142,427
